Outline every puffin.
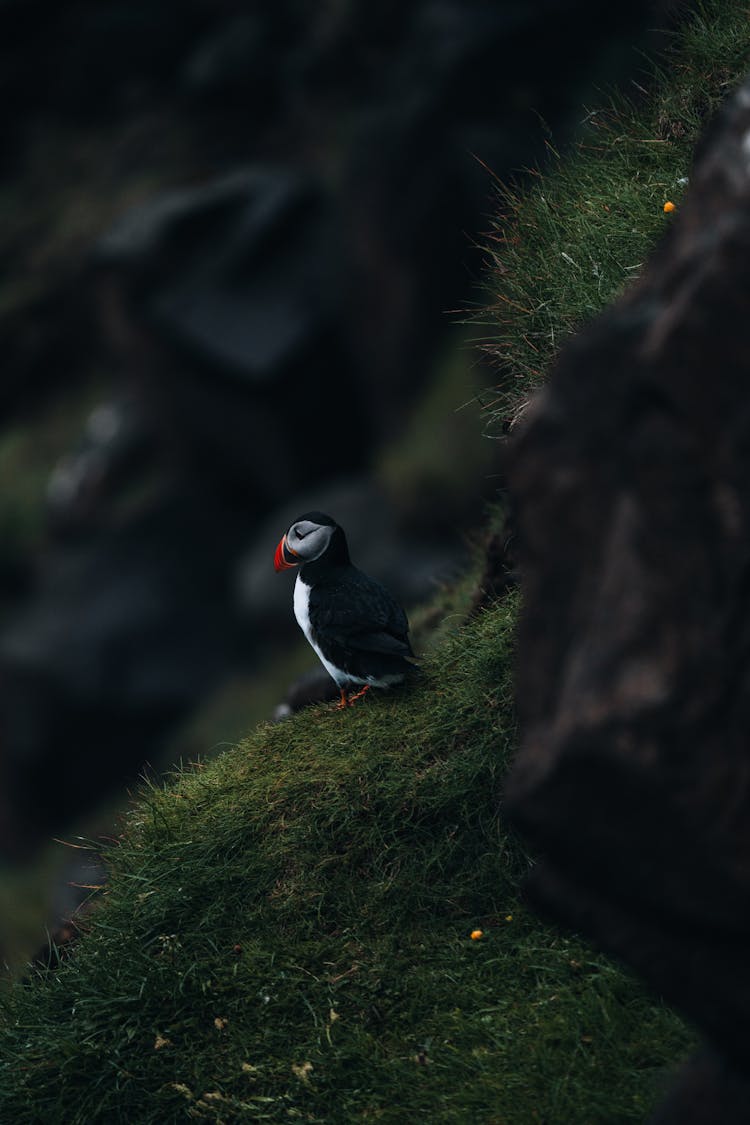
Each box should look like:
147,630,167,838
274,511,416,708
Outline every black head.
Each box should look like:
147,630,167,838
293,511,338,530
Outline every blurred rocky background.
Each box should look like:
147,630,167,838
0,0,681,969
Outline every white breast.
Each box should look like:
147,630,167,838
294,574,348,687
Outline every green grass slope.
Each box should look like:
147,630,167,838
476,0,750,428
0,598,692,1123
8,3,750,1120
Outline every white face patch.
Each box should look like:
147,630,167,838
286,521,334,562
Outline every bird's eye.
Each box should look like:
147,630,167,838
294,525,308,539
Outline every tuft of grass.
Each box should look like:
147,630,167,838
0,595,693,1123
474,0,750,429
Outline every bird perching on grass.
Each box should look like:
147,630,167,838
274,511,417,708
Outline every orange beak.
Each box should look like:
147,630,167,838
274,535,300,572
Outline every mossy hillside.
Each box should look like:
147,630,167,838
0,597,692,1123
476,0,750,428
5,3,743,1118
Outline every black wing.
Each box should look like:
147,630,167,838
309,569,414,659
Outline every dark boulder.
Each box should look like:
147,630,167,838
95,168,340,383
93,167,367,508
507,72,750,1103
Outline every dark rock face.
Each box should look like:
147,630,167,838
96,169,339,383
94,168,361,506
507,73,750,1098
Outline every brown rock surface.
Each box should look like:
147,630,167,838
507,72,750,1089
